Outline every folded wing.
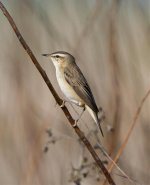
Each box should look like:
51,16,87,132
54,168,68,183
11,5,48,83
64,63,99,113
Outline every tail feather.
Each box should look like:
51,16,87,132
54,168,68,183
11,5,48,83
86,105,104,137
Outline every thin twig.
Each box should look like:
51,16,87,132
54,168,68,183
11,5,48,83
96,144,138,185
107,88,150,173
108,0,121,156
0,1,115,185
102,88,150,185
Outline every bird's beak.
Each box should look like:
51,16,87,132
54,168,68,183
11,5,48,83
42,54,51,57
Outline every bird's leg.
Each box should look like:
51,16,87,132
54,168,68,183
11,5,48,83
77,106,86,121
72,107,86,127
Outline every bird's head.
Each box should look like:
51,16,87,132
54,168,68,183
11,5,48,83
42,51,75,68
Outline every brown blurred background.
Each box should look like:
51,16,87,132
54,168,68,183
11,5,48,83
0,0,150,184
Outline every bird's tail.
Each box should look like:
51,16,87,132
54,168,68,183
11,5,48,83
86,105,104,137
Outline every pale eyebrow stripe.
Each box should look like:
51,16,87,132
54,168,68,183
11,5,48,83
51,54,66,57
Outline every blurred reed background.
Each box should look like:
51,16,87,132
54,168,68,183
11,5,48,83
0,0,150,184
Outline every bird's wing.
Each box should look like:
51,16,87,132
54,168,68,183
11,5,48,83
64,63,99,113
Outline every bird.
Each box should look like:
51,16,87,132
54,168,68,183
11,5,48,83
42,51,104,136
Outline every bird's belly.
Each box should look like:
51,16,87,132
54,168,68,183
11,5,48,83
56,70,84,106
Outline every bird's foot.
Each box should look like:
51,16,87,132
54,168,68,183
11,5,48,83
72,120,78,127
60,100,66,108
72,107,86,127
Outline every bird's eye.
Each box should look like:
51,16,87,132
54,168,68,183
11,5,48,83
55,55,59,58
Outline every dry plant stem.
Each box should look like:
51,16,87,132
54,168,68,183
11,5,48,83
107,88,150,173
108,0,121,156
98,144,137,185
0,2,115,185
102,89,150,185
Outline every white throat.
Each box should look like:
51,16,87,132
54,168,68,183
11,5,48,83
51,58,57,68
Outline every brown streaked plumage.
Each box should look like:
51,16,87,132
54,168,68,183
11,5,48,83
64,62,99,113
42,51,104,136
